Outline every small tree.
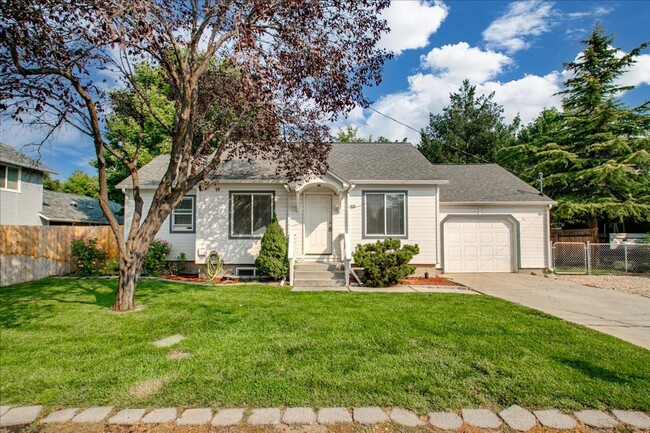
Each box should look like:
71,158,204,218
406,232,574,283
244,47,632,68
353,239,420,287
255,214,288,280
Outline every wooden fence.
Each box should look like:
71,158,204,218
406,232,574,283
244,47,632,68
550,228,598,244
0,225,122,286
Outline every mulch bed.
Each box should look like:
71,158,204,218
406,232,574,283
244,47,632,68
162,274,241,284
401,276,462,286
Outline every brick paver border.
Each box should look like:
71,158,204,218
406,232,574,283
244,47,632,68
1,404,648,430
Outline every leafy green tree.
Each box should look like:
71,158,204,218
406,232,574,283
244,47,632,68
419,79,519,163
94,63,174,202
43,172,63,192
500,24,650,228
255,213,289,280
62,170,99,198
335,125,407,143
335,125,367,142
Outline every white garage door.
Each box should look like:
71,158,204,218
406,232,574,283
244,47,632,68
444,218,514,272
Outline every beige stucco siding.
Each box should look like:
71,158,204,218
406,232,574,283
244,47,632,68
439,204,550,269
195,184,288,264
123,189,198,260
348,185,439,265
0,168,44,226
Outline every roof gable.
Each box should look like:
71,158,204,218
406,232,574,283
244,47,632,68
0,142,57,174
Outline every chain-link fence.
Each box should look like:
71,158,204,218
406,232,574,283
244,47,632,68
553,242,650,274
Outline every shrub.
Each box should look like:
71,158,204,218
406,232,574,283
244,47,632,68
168,252,187,275
71,237,107,276
143,239,171,276
255,213,289,280
99,257,120,276
353,238,420,287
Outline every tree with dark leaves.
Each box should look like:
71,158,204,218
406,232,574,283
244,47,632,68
1,0,391,310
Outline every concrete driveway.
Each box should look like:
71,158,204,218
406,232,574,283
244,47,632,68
445,273,650,350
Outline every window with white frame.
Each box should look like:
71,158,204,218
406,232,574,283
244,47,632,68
364,192,406,237
0,164,20,191
230,192,274,238
170,196,195,232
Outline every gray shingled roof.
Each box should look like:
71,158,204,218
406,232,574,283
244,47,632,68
0,142,57,174
115,144,553,204
328,142,444,181
433,164,554,203
41,190,123,224
116,142,444,188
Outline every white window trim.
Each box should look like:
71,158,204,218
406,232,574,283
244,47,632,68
230,192,274,238
364,192,407,237
170,196,195,232
0,164,21,193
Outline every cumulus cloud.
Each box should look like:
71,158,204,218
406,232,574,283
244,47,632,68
616,53,650,88
378,0,449,55
420,42,512,82
482,0,555,53
345,42,565,144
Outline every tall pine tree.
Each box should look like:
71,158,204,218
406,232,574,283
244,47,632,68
500,24,650,229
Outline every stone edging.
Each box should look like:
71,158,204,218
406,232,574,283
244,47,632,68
1,405,649,430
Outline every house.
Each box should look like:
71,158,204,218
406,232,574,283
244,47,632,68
0,142,122,226
41,190,123,226
0,142,57,226
118,142,554,281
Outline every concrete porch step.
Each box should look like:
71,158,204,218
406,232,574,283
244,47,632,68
294,262,343,272
294,270,346,280
293,279,347,287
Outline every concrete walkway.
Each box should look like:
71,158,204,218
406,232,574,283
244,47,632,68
2,404,649,430
445,273,650,350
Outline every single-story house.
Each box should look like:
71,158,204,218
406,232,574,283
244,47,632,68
41,190,123,226
0,142,57,226
117,142,554,282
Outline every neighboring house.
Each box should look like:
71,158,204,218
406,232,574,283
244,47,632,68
0,142,122,226
41,190,123,226
118,142,554,277
0,142,57,226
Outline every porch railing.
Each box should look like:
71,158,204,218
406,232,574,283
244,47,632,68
288,233,296,285
343,233,362,286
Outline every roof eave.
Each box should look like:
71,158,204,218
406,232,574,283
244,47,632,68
441,200,556,206
349,179,449,185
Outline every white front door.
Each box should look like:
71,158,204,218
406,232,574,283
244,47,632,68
305,194,332,255
444,218,514,272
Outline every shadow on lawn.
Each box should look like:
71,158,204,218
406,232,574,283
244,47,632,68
559,357,646,384
0,278,218,329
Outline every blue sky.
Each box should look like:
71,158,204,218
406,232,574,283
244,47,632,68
1,0,649,180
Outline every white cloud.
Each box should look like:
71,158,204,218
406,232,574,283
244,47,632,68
347,42,564,144
421,42,512,82
616,53,650,88
378,0,449,55
482,0,555,53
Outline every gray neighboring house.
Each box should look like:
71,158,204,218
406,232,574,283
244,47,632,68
41,190,123,226
0,142,57,226
118,142,555,275
0,142,122,226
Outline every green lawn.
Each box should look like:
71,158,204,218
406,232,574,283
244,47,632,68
1,278,649,412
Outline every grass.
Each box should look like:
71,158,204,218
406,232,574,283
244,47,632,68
1,278,649,412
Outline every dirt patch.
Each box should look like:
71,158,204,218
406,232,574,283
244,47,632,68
556,274,650,298
127,376,173,400
401,277,462,286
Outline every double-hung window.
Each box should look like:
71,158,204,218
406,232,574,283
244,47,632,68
230,192,274,238
0,164,20,192
170,196,195,232
364,192,406,237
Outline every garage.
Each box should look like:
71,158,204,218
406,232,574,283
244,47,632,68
443,217,515,273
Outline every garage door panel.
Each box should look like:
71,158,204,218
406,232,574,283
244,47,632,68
444,218,514,273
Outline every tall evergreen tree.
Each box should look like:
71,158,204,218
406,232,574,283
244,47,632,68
419,79,519,163
500,24,650,228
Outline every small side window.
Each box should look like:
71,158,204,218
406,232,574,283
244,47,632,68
170,196,195,232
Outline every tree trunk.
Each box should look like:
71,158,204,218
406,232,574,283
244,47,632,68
112,256,142,311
